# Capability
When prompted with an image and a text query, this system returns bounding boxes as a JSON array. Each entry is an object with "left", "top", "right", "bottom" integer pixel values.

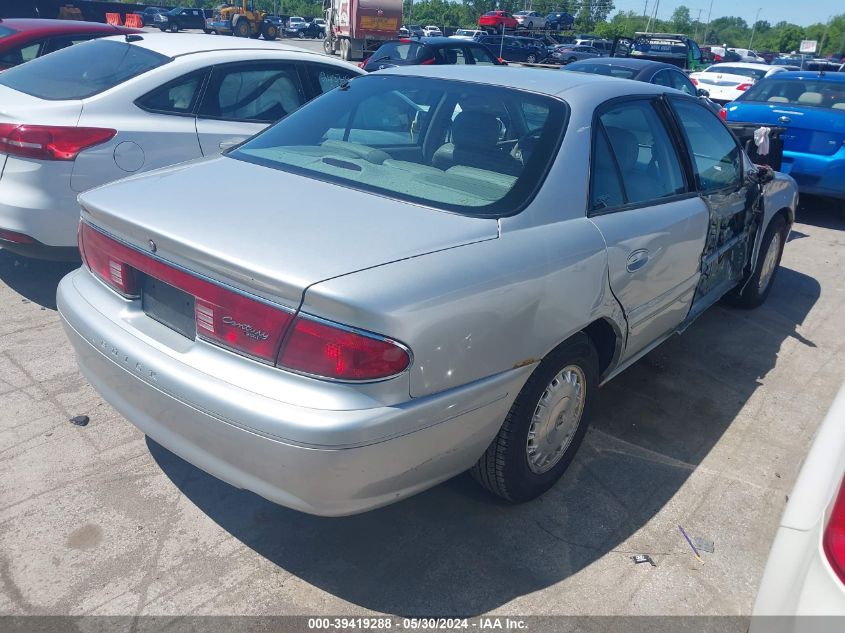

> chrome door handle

[
  {"left": 219, "top": 139, "right": 245, "bottom": 150},
  {"left": 778, "top": 116, "right": 791, "bottom": 124},
  {"left": 626, "top": 249, "right": 650, "bottom": 272}
]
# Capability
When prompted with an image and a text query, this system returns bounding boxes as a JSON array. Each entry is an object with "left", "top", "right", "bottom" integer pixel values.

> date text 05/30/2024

[{"left": 307, "top": 618, "right": 528, "bottom": 630}]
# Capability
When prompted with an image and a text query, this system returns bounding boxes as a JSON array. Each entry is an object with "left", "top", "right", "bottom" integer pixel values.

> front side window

[
  {"left": 597, "top": 99, "right": 687, "bottom": 206},
  {"left": 230, "top": 76, "right": 568, "bottom": 216},
  {"left": 440, "top": 47, "right": 468, "bottom": 64},
  {"left": 468, "top": 45, "right": 497, "bottom": 65},
  {"left": 670, "top": 98, "right": 741, "bottom": 192},
  {"left": 0, "top": 40, "right": 169, "bottom": 99},
  {"left": 199, "top": 62, "right": 305, "bottom": 123},
  {"left": 0, "top": 41, "right": 41, "bottom": 67}
]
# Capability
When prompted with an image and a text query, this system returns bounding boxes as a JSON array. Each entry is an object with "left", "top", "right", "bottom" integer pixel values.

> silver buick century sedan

[{"left": 58, "top": 66, "right": 797, "bottom": 516}]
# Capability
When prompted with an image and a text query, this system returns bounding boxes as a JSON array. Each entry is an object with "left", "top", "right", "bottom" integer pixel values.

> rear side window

[
  {"left": 199, "top": 62, "right": 306, "bottom": 123},
  {"left": 469, "top": 45, "right": 497, "bottom": 65},
  {"left": 0, "top": 40, "right": 169, "bottom": 100},
  {"left": 0, "top": 42, "right": 41, "bottom": 67},
  {"left": 137, "top": 70, "right": 207, "bottom": 115},
  {"left": 0, "top": 25, "right": 16, "bottom": 38},
  {"left": 305, "top": 63, "right": 359, "bottom": 94}
]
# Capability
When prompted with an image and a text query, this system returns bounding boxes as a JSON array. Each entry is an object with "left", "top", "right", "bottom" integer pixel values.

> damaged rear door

[{"left": 667, "top": 97, "right": 760, "bottom": 325}]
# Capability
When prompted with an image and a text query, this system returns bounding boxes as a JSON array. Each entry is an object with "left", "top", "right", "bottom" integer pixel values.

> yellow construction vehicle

[{"left": 206, "top": 1, "right": 278, "bottom": 40}]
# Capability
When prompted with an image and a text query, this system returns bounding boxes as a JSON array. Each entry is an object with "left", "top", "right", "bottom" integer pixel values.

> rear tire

[
  {"left": 729, "top": 214, "right": 787, "bottom": 309},
  {"left": 471, "top": 334, "right": 598, "bottom": 502},
  {"left": 324, "top": 37, "right": 336, "bottom": 55},
  {"left": 234, "top": 18, "right": 250, "bottom": 38},
  {"left": 526, "top": 53, "right": 537, "bottom": 63},
  {"left": 298, "top": 30, "right": 306, "bottom": 38},
  {"left": 262, "top": 24, "right": 278, "bottom": 40},
  {"left": 169, "top": 23, "right": 178, "bottom": 33}
]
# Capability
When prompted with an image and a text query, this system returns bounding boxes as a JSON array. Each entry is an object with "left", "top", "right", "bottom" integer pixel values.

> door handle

[
  {"left": 626, "top": 249, "right": 650, "bottom": 272},
  {"left": 219, "top": 139, "right": 245, "bottom": 150}
]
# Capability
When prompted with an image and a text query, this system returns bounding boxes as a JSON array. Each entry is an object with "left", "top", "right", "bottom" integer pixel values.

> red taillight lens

[
  {"left": 79, "top": 223, "right": 293, "bottom": 363},
  {"left": 719, "top": 107, "right": 727, "bottom": 121},
  {"left": 277, "top": 316, "right": 410, "bottom": 381},
  {"left": 736, "top": 83, "right": 753, "bottom": 91},
  {"left": 823, "top": 479, "right": 845, "bottom": 584},
  {"left": 0, "top": 123, "right": 116, "bottom": 161},
  {"left": 690, "top": 77, "right": 699, "bottom": 86},
  {"left": 358, "top": 60, "right": 366, "bottom": 68}
]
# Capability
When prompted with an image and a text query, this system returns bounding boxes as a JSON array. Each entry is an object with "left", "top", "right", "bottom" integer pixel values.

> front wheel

[
  {"left": 728, "top": 214, "right": 787, "bottom": 309},
  {"left": 526, "top": 53, "right": 537, "bottom": 63},
  {"left": 297, "top": 30, "right": 306, "bottom": 38},
  {"left": 262, "top": 24, "right": 278, "bottom": 40},
  {"left": 324, "top": 37, "right": 336, "bottom": 55},
  {"left": 169, "top": 23, "right": 178, "bottom": 33},
  {"left": 234, "top": 19, "right": 250, "bottom": 37},
  {"left": 471, "top": 334, "right": 598, "bottom": 502}
]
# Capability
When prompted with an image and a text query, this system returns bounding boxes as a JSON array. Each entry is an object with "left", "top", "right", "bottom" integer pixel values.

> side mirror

[
  {"left": 697, "top": 88, "right": 710, "bottom": 98},
  {"left": 756, "top": 165, "right": 775, "bottom": 184}
]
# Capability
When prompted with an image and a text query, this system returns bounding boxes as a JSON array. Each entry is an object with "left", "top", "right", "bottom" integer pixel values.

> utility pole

[
  {"left": 703, "top": 0, "right": 713, "bottom": 45},
  {"left": 642, "top": 0, "right": 648, "bottom": 25},
  {"left": 820, "top": 15, "right": 833, "bottom": 55},
  {"left": 693, "top": 8, "right": 702, "bottom": 41},
  {"left": 748, "top": 7, "right": 761, "bottom": 49},
  {"left": 645, "top": 0, "right": 659, "bottom": 34}
]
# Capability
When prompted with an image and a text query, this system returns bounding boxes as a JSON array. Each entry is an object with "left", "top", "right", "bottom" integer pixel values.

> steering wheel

[{"left": 512, "top": 130, "right": 542, "bottom": 165}]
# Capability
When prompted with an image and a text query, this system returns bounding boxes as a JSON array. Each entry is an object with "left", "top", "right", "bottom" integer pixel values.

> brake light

[
  {"left": 358, "top": 60, "right": 366, "bottom": 68},
  {"left": 277, "top": 316, "right": 410, "bottom": 381},
  {"left": 719, "top": 107, "right": 727, "bottom": 121},
  {"left": 690, "top": 77, "right": 699, "bottom": 86},
  {"left": 0, "top": 124, "right": 116, "bottom": 161},
  {"left": 736, "top": 83, "right": 753, "bottom": 91},
  {"left": 823, "top": 479, "right": 845, "bottom": 584},
  {"left": 79, "top": 223, "right": 293, "bottom": 363}
]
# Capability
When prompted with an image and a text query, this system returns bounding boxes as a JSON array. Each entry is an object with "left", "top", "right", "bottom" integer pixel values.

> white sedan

[
  {"left": 690, "top": 62, "right": 785, "bottom": 104},
  {"left": 422, "top": 25, "right": 443, "bottom": 36},
  {"left": 752, "top": 384, "right": 845, "bottom": 620},
  {"left": 450, "top": 29, "right": 483, "bottom": 40},
  {"left": 0, "top": 33, "right": 361, "bottom": 260}
]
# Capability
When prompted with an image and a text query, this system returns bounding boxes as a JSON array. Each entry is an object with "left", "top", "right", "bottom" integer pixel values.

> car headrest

[
  {"left": 452, "top": 111, "right": 501, "bottom": 149},
  {"left": 604, "top": 126, "right": 638, "bottom": 171},
  {"left": 797, "top": 91, "right": 823, "bottom": 106},
  {"left": 832, "top": 102, "right": 845, "bottom": 110},
  {"left": 767, "top": 96, "right": 789, "bottom": 103}
]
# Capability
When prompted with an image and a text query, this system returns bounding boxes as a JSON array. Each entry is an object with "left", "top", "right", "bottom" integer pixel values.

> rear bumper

[
  {"left": 780, "top": 147, "right": 845, "bottom": 200},
  {"left": 57, "top": 268, "right": 525, "bottom": 516}
]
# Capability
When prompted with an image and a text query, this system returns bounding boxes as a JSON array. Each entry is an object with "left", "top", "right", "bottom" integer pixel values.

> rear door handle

[
  {"left": 626, "top": 249, "right": 650, "bottom": 272},
  {"left": 219, "top": 139, "right": 245, "bottom": 150}
]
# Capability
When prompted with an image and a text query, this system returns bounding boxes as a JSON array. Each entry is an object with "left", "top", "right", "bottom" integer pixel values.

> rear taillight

[
  {"left": 823, "top": 479, "right": 845, "bottom": 584},
  {"left": 277, "top": 316, "right": 410, "bottom": 381},
  {"left": 79, "top": 223, "right": 293, "bottom": 363},
  {"left": 358, "top": 60, "right": 366, "bottom": 68},
  {"left": 736, "top": 83, "right": 753, "bottom": 91},
  {"left": 719, "top": 107, "right": 727, "bottom": 121},
  {"left": 0, "top": 123, "right": 116, "bottom": 161},
  {"left": 690, "top": 77, "right": 699, "bottom": 86}
]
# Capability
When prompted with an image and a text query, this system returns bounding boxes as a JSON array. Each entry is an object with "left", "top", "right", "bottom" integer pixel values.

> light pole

[
  {"left": 748, "top": 7, "right": 761, "bottom": 49},
  {"left": 703, "top": 0, "right": 713, "bottom": 44}
]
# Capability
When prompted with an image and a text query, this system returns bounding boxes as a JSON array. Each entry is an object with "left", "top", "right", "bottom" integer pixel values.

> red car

[
  {"left": 478, "top": 11, "right": 518, "bottom": 31},
  {"left": 0, "top": 18, "right": 141, "bottom": 71}
]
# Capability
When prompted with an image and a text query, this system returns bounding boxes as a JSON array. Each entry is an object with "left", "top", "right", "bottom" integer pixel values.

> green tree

[{"left": 670, "top": 5, "right": 691, "bottom": 34}]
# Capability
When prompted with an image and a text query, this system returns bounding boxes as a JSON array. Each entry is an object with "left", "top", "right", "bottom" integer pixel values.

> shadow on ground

[
  {"left": 0, "top": 250, "right": 78, "bottom": 310},
  {"left": 146, "top": 261, "right": 821, "bottom": 616}
]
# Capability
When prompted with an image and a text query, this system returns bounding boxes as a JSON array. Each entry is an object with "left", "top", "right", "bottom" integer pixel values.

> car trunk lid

[
  {"left": 78, "top": 155, "right": 500, "bottom": 309},
  {"left": 726, "top": 101, "right": 845, "bottom": 156}
]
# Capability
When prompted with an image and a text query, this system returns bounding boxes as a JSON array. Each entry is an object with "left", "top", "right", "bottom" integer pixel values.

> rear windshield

[
  {"left": 231, "top": 75, "right": 568, "bottom": 217},
  {"left": 368, "top": 41, "right": 426, "bottom": 63},
  {"left": 706, "top": 65, "right": 767, "bottom": 80},
  {"left": 0, "top": 40, "right": 170, "bottom": 100},
  {"left": 567, "top": 63, "right": 637, "bottom": 79},
  {"left": 739, "top": 78, "right": 845, "bottom": 109},
  {"left": 0, "top": 25, "right": 16, "bottom": 38}
]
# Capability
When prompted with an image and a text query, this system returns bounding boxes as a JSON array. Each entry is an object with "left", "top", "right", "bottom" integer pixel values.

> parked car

[
  {"left": 450, "top": 29, "right": 483, "bottom": 40},
  {"left": 311, "top": 17, "right": 327, "bottom": 30},
  {"left": 154, "top": 7, "right": 209, "bottom": 33},
  {"left": 621, "top": 32, "right": 706, "bottom": 70},
  {"left": 690, "top": 62, "right": 785, "bottom": 104},
  {"left": 701, "top": 45, "right": 741, "bottom": 63},
  {"left": 728, "top": 47, "right": 764, "bottom": 63},
  {"left": 57, "top": 66, "right": 796, "bottom": 517},
  {"left": 422, "top": 25, "right": 442, "bottom": 37},
  {"left": 478, "top": 11, "right": 517, "bottom": 32},
  {"left": 0, "top": 33, "right": 362, "bottom": 259},
  {"left": 513, "top": 11, "right": 543, "bottom": 29},
  {"left": 544, "top": 12, "right": 574, "bottom": 30},
  {"left": 752, "top": 384, "right": 845, "bottom": 621},
  {"left": 0, "top": 18, "right": 140, "bottom": 71},
  {"left": 724, "top": 71, "right": 845, "bottom": 207},
  {"left": 287, "top": 16, "right": 307, "bottom": 29},
  {"left": 405, "top": 24, "right": 424, "bottom": 37},
  {"left": 546, "top": 44, "right": 601, "bottom": 64},
  {"left": 564, "top": 58, "right": 699, "bottom": 96},
  {"left": 361, "top": 37, "right": 502, "bottom": 71},
  {"left": 476, "top": 34, "right": 548, "bottom": 63},
  {"left": 134, "top": 7, "right": 168, "bottom": 26},
  {"left": 285, "top": 21, "right": 324, "bottom": 39}
]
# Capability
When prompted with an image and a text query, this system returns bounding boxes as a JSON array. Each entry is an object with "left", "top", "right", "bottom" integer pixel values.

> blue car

[{"left": 724, "top": 71, "right": 845, "bottom": 206}]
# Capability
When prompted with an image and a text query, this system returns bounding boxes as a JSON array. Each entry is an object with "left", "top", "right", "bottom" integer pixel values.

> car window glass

[
  {"left": 0, "top": 40, "right": 169, "bottom": 99},
  {"left": 42, "top": 35, "right": 95, "bottom": 55},
  {"left": 469, "top": 45, "right": 497, "bottom": 65},
  {"left": 668, "top": 71, "right": 695, "bottom": 95},
  {"left": 0, "top": 41, "right": 41, "bottom": 67},
  {"left": 336, "top": 88, "right": 436, "bottom": 146},
  {"left": 599, "top": 99, "right": 686, "bottom": 205},
  {"left": 200, "top": 63, "right": 305, "bottom": 123},
  {"left": 590, "top": 125, "right": 626, "bottom": 211},
  {"left": 671, "top": 98, "right": 741, "bottom": 191},
  {"left": 651, "top": 69, "right": 674, "bottom": 88},
  {"left": 739, "top": 78, "right": 845, "bottom": 109},
  {"left": 307, "top": 64, "right": 358, "bottom": 93},
  {"left": 137, "top": 70, "right": 206, "bottom": 114},
  {"left": 442, "top": 47, "right": 467, "bottom": 64}
]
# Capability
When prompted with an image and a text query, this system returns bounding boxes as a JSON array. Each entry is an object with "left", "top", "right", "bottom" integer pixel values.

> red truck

[{"left": 323, "top": 0, "right": 403, "bottom": 61}]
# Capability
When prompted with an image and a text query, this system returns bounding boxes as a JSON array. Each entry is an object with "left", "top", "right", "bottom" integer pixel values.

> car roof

[
  {"left": 377, "top": 64, "right": 672, "bottom": 99},
  {"left": 98, "top": 32, "right": 317, "bottom": 58},
  {"left": 0, "top": 18, "right": 134, "bottom": 36},
  {"left": 773, "top": 71, "right": 845, "bottom": 82},
  {"left": 568, "top": 57, "right": 679, "bottom": 70},
  {"left": 704, "top": 61, "right": 771, "bottom": 69}
]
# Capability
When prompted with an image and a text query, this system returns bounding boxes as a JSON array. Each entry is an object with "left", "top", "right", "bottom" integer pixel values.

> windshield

[
  {"left": 705, "top": 65, "right": 767, "bottom": 80},
  {"left": 230, "top": 76, "right": 568, "bottom": 216},
  {"left": 0, "top": 40, "right": 170, "bottom": 100},
  {"left": 739, "top": 78, "right": 845, "bottom": 109},
  {"left": 0, "top": 25, "right": 17, "bottom": 38}
]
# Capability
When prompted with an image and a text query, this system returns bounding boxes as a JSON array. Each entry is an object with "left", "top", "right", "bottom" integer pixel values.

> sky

[{"left": 609, "top": 0, "right": 838, "bottom": 28}]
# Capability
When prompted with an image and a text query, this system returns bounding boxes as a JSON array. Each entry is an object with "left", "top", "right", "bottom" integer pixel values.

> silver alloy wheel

[
  {"left": 758, "top": 230, "right": 782, "bottom": 292},
  {"left": 526, "top": 365, "right": 586, "bottom": 474}
]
